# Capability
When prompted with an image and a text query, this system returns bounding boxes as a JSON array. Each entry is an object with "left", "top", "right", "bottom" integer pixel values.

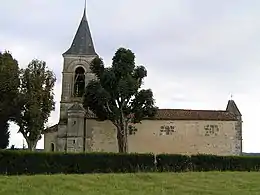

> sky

[{"left": 0, "top": 0, "right": 260, "bottom": 152}]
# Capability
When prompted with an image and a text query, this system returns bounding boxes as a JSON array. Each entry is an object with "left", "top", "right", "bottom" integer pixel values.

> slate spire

[
  {"left": 63, "top": 1, "right": 96, "bottom": 56},
  {"left": 226, "top": 99, "right": 242, "bottom": 116}
]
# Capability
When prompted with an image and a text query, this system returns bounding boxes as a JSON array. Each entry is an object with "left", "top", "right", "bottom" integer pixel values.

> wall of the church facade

[
  {"left": 86, "top": 119, "right": 241, "bottom": 155},
  {"left": 44, "top": 131, "right": 57, "bottom": 152},
  {"left": 44, "top": 119, "right": 241, "bottom": 156}
]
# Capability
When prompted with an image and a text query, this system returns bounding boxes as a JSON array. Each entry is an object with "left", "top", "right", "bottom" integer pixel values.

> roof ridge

[{"left": 158, "top": 108, "right": 227, "bottom": 112}]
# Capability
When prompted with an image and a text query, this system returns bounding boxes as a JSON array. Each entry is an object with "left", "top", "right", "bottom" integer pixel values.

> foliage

[
  {"left": 2, "top": 150, "right": 260, "bottom": 175},
  {"left": 0, "top": 121, "right": 10, "bottom": 149},
  {"left": 156, "top": 154, "right": 192, "bottom": 172},
  {"left": 0, "top": 51, "right": 20, "bottom": 149},
  {"left": 156, "top": 154, "right": 260, "bottom": 172},
  {"left": 83, "top": 48, "right": 158, "bottom": 153},
  {"left": 16, "top": 59, "right": 56, "bottom": 151},
  {"left": 189, "top": 154, "right": 260, "bottom": 171},
  {"left": 0, "top": 150, "right": 155, "bottom": 175}
]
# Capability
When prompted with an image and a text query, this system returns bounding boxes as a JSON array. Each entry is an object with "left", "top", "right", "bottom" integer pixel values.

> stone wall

[
  {"left": 60, "top": 56, "right": 96, "bottom": 122},
  {"left": 44, "top": 131, "right": 57, "bottom": 151},
  {"left": 85, "top": 119, "right": 240, "bottom": 155},
  {"left": 44, "top": 119, "right": 240, "bottom": 156}
]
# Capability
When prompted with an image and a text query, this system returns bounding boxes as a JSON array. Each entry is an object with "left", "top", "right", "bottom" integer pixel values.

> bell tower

[{"left": 57, "top": 2, "right": 98, "bottom": 152}]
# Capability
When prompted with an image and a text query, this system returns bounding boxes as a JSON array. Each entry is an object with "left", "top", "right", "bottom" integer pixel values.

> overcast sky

[{"left": 1, "top": 0, "right": 260, "bottom": 152}]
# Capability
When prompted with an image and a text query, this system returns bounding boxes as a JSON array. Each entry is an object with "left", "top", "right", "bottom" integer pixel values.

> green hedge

[
  {"left": 156, "top": 154, "right": 191, "bottom": 172},
  {"left": 157, "top": 154, "right": 260, "bottom": 172},
  {"left": 2, "top": 151, "right": 260, "bottom": 175},
  {"left": 190, "top": 154, "right": 260, "bottom": 171},
  {"left": 0, "top": 150, "right": 155, "bottom": 175}
]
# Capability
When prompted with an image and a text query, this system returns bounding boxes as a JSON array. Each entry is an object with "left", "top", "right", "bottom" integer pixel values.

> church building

[{"left": 43, "top": 5, "right": 243, "bottom": 156}]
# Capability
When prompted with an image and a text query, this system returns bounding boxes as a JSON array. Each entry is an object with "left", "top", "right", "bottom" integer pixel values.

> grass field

[{"left": 0, "top": 172, "right": 260, "bottom": 195}]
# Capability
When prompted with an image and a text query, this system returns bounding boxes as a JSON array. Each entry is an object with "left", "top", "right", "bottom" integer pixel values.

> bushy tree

[
  {"left": 0, "top": 122, "right": 10, "bottom": 149},
  {"left": 83, "top": 48, "right": 158, "bottom": 153},
  {"left": 16, "top": 59, "right": 56, "bottom": 151},
  {"left": 0, "top": 51, "right": 20, "bottom": 149}
]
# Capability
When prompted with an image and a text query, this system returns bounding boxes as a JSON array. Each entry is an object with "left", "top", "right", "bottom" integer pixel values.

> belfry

[{"left": 56, "top": 2, "right": 97, "bottom": 152}]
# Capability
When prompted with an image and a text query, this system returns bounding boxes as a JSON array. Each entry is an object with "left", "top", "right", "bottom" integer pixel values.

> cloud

[{"left": 1, "top": 0, "right": 260, "bottom": 152}]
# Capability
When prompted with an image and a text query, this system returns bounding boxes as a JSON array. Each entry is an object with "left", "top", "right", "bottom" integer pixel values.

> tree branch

[{"left": 106, "top": 102, "right": 113, "bottom": 113}]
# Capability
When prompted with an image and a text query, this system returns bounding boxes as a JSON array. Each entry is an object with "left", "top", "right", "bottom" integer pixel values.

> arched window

[
  {"left": 51, "top": 143, "right": 55, "bottom": 152},
  {"left": 74, "top": 67, "right": 85, "bottom": 97}
]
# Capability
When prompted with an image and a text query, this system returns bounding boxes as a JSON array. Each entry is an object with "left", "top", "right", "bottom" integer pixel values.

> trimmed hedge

[
  {"left": 157, "top": 154, "right": 260, "bottom": 172},
  {"left": 156, "top": 154, "right": 191, "bottom": 172},
  {"left": 190, "top": 154, "right": 260, "bottom": 171},
  {"left": 2, "top": 150, "right": 260, "bottom": 175},
  {"left": 0, "top": 150, "right": 155, "bottom": 175}
]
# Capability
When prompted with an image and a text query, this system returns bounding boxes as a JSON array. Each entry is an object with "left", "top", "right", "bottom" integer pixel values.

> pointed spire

[
  {"left": 63, "top": 0, "right": 96, "bottom": 56},
  {"left": 83, "top": 0, "right": 86, "bottom": 18},
  {"left": 226, "top": 98, "right": 242, "bottom": 117}
]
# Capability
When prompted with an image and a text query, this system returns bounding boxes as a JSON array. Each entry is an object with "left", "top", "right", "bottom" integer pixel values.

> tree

[
  {"left": 0, "top": 51, "right": 20, "bottom": 149},
  {"left": 83, "top": 48, "right": 158, "bottom": 153},
  {"left": 0, "top": 122, "right": 10, "bottom": 149},
  {"left": 16, "top": 59, "right": 56, "bottom": 151}
]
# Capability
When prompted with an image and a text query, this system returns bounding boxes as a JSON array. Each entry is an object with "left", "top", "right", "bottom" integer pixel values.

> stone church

[{"left": 44, "top": 5, "right": 243, "bottom": 156}]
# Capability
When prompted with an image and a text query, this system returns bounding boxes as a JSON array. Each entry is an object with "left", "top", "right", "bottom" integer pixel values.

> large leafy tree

[
  {"left": 83, "top": 48, "right": 158, "bottom": 153},
  {"left": 0, "top": 121, "right": 10, "bottom": 149},
  {"left": 0, "top": 51, "right": 20, "bottom": 149},
  {"left": 16, "top": 59, "right": 56, "bottom": 151}
]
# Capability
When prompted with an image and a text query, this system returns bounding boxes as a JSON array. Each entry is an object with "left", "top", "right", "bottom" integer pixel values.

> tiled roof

[
  {"left": 44, "top": 109, "right": 237, "bottom": 133},
  {"left": 44, "top": 124, "right": 58, "bottom": 133},
  {"left": 85, "top": 109, "right": 237, "bottom": 121},
  {"left": 150, "top": 109, "right": 237, "bottom": 121}
]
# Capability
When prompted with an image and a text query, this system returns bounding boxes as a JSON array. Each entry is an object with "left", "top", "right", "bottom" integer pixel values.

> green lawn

[{"left": 0, "top": 172, "right": 260, "bottom": 195}]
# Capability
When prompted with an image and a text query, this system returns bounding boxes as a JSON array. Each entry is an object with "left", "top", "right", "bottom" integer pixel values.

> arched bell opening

[{"left": 74, "top": 67, "right": 85, "bottom": 97}]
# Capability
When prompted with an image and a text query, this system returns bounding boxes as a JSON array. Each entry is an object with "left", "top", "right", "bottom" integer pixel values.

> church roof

[
  {"left": 226, "top": 100, "right": 241, "bottom": 116},
  {"left": 63, "top": 7, "right": 96, "bottom": 56},
  {"left": 153, "top": 109, "right": 237, "bottom": 121},
  {"left": 44, "top": 124, "right": 58, "bottom": 133},
  {"left": 44, "top": 109, "right": 238, "bottom": 133},
  {"left": 85, "top": 109, "right": 237, "bottom": 121}
]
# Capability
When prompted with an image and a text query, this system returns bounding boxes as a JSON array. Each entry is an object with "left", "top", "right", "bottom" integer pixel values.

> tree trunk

[
  {"left": 26, "top": 140, "right": 37, "bottom": 151},
  {"left": 116, "top": 124, "right": 128, "bottom": 153}
]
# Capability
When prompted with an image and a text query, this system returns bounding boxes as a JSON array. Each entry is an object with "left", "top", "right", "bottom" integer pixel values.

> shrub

[
  {"left": 190, "top": 154, "right": 228, "bottom": 171},
  {"left": 0, "top": 150, "right": 155, "bottom": 175},
  {"left": 191, "top": 155, "right": 260, "bottom": 172},
  {"left": 156, "top": 154, "right": 191, "bottom": 172},
  {"left": 2, "top": 150, "right": 260, "bottom": 175},
  {"left": 156, "top": 154, "right": 260, "bottom": 172}
]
